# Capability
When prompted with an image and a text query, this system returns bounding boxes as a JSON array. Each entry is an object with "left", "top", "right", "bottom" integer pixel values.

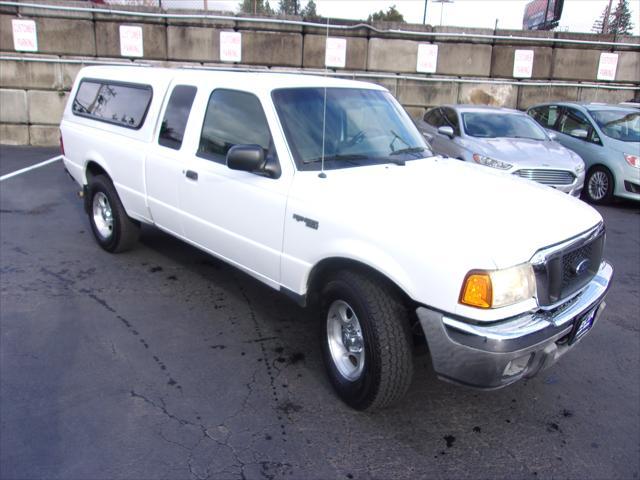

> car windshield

[
  {"left": 271, "top": 88, "right": 431, "bottom": 170},
  {"left": 462, "top": 112, "right": 548, "bottom": 140},
  {"left": 588, "top": 109, "right": 640, "bottom": 143}
]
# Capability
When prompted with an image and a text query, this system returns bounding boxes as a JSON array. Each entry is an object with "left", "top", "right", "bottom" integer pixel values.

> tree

[
  {"left": 591, "top": 5, "right": 609, "bottom": 34},
  {"left": 367, "top": 4, "right": 405, "bottom": 23},
  {"left": 278, "top": 0, "right": 300, "bottom": 15},
  {"left": 609, "top": 0, "right": 634, "bottom": 35},
  {"left": 301, "top": 0, "right": 318, "bottom": 20},
  {"left": 238, "top": 0, "right": 274, "bottom": 15},
  {"left": 591, "top": 0, "right": 633, "bottom": 34}
]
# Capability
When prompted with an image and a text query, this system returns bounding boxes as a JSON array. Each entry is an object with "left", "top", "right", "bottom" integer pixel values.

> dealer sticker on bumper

[{"left": 570, "top": 306, "right": 598, "bottom": 345}]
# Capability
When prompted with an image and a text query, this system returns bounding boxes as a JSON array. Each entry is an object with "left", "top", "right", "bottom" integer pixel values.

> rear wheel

[
  {"left": 87, "top": 175, "right": 140, "bottom": 253},
  {"left": 584, "top": 166, "right": 614, "bottom": 204},
  {"left": 320, "top": 270, "right": 413, "bottom": 411}
]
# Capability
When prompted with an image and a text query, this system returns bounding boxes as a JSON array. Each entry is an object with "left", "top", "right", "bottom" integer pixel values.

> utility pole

[
  {"left": 423, "top": 0, "right": 428, "bottom": 25},
  {"left": 602, "top": 0, "right": 614, "bottom": 34},
  {"left": 433, "top": 0, "right": 453, "bottom": 27}
]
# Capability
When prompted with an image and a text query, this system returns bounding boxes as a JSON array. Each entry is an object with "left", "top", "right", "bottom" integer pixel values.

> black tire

[
  {"left": 320, "top": 270, "right": 413, "bottom": 411},
  {"left": 87, "top": 175, "right": 140, "bottom": 253},
  {"left": 584, "top": 166, "right": 614, "bottom": 205}
]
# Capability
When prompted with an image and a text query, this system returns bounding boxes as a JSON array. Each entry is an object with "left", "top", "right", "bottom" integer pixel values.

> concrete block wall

[{"left": 0, "top": 1, "right": 638, "bottom": 145}]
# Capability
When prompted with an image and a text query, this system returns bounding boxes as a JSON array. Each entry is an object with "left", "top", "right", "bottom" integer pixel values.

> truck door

[
  {"left": 145, "top": 84, "right": 198, "bottom": 237},
  {"left": 178, "top": 88, "right": 289, "bottom": 286}
]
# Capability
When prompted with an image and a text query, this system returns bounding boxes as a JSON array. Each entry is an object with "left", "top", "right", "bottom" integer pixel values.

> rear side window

[
  {"left": 158, "top": 85, "right": 197, "bottom": 150},
  {"left": 198, "top": 89, "right": 272, "bottom": 164},
  {"left": 529, "top": 105, "right": 559, "bottom": 129},
  {"left": 424, "top": 108, "right": 444, "bottom": 127},
  {"left": 72, "top": 79, "right": 152, "bottom": 129}
]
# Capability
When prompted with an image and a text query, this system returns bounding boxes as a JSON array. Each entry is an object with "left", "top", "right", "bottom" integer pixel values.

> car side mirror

[
  {"left": 227, "top": 144, "right": 265, "bottom": 173},
  {"left": 547, "top": 130, "right": 558, "bottom": 140},
  {"left": 438, "top": 126, "right": 455, "bottom": 138},
  {"left": 570, "top": 129, "right": 588, "bottom": 139}
]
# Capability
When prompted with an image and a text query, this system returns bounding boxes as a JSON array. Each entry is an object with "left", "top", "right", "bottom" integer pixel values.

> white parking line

[{"left": 0, "top": 156, "right": 63, "bottom": 182}]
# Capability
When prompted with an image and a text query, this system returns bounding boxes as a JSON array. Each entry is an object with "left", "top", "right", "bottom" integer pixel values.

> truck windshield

[
  {"left": 462, "top": 112, "right": 548, "bottom": 140},
  {"left": 588, "top": 109, "right": 640, "bottom": 143},
  {"left": 272, "top": 88, "right": 431, "bottom": 171}
]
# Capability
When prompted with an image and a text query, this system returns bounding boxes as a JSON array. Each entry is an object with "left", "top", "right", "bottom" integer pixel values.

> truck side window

[
  {"left": 198, "top": 89, "right": 273, "bottom": 164},
  {"left": 72, "top": 79, "right": 152, "bottom": 129},
  {"left": 158, "top": 85, "right": 197, "bottom": 150}
]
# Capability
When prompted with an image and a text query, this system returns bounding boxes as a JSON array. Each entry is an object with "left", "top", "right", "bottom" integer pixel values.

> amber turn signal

[{"left": 459, "top": 272, "right": 492, "bottom": 309}]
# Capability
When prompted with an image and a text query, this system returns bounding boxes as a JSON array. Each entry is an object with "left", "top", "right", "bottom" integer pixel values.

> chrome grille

[
  {"left": 531, "top": 224, "right": 605, "bottom": 306},
  {"left": 514, "top": 169, "right": 575, "bottom": 185}
]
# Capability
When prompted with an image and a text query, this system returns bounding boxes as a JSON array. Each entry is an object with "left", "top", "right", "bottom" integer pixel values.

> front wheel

[
  {"left": 584, "top": 166, "right": 614, "bottom": 204},
  {"left": 87, "top": 175, "right": 140, "bottom": 253},
  {"left": 320, "top": 270, "right": 414, "bottom": 411}
]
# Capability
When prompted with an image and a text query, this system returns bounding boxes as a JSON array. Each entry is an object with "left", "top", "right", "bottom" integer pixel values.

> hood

[
  {"left": 466, "top": 137, "right": 583, "bottom": 171},
  {"left": 291, "top": 156, "right": 601, "bottom": 270}
]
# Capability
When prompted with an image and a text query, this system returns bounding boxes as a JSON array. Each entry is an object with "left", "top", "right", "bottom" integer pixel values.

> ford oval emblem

[{"left": 573, "top": 258, "right": 591, "bottom": 276}]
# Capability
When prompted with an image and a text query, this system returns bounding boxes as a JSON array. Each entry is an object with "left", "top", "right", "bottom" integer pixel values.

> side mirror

[
  {"left": 547, "top": 130, "right": 558, "bottom": 140},
  {"left": 227, "top": 144, "right": 264, "bottom": 173},
  {"left": 438, "top": 125, "right": 455, "bottom": 138},
  {"left": 570, "top": 128, "right": 588, "bottom": 139}
]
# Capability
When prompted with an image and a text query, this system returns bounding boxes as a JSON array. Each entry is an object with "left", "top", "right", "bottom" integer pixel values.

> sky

[{"left": 161, "top": 0, "right": 639, "bottom": 35}]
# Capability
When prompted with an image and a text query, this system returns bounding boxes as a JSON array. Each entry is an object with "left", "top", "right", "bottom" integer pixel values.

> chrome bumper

[{"left": 417, "top": 261, "right": 613, "bottom": 389}]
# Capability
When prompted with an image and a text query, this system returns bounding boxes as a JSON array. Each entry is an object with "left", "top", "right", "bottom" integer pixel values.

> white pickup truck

[{"left": 61, "top": 66, "right": 613, "bottom": 410}]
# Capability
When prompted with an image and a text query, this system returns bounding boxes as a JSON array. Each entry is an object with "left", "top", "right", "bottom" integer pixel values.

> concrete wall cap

[{"left": 19, "top": 0, "right": 93, "bottom": 20}]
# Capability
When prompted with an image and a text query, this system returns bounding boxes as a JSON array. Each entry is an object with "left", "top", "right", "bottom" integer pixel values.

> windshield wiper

[
  {"left": 389, "top": 146, "right": 428, "bottom": 156},
  {"left": 303, "top": 154, "right": 369, "bottom": 165},
  {"left": 507, "top": 135, "right": 544, "bottom": 141}
]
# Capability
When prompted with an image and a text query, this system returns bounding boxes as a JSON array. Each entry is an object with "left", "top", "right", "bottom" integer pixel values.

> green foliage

[
  {"left": 278, "top": 0, "right": 301, "bottom": 15},
  {"left": 591, "top": 0, "right": 634, "bottom": 35},
  {"left": 301, "top": 0, "right": 319, "bottom": 20},
  {"left": 609, "top": 0, "right": 634, "bottom": 35},
  {"left": 238, "top": 0, "right": 274, "bottom": 15},
  {"left": 367, "top": 4, "right": 405, "bottom": 23}
]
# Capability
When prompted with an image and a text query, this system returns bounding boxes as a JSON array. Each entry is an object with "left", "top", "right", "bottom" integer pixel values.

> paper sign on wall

[
  {"left": 220, "top": 32, "right": 242, "bottom": 62},
  {"left": 513, "top": 49, "right": 534, "bottom": 78},
  {"left": 12, "top": 19, "right": 38, "bottom": 52},
  {"left": 325, "top": 37, "right": 347, "bottom": 68},
  {"left": 597, "top": 52, "right": 618, "bottom": 81},
  {"left": 416, "top": 44, "right": 438, "bottom": 73},
  {"left": 120, "top": 25, "right": 143, "bottom": 57}
]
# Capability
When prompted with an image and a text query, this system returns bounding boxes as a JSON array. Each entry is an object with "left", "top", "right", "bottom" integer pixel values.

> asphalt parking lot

[{"left": 1, "top": 145, "right": 638, "bottom": 480}]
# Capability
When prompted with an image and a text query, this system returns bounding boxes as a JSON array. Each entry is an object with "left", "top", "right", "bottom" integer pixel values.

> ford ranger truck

[{"left": 60, "top": 66, "right": 613, "bottom": 410}]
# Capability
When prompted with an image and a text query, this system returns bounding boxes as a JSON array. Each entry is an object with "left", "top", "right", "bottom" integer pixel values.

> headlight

[
  {"left": 575, "top": 161, "right": 585, "bottom": 173},
  {"left": 624, "top": 153, "right": 640, "bottom": 169},
  {"left": 459, "top": 263, "right": 536, "bottom": 309},
  {"left": 472, "top": 153, "right": 512, "bottom": 170}
]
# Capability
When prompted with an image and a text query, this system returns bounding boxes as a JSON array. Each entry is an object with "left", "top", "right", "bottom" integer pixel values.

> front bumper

[{"left": 417, "top": 261, "right": 613, "bottom": 389}]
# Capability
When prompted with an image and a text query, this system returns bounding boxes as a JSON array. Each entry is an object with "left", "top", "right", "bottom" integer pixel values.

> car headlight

[
  {"left": 575, "top": 161, "right": 585, "bottom": 173},
  {"left": 459, "top": 263, "right": 536, "bottom": 309},
  {"left": 472, "top": 153, "right": 512, "bottom": 170},
  {"left": 624, "top": 153, "right": 640, "bottom": 169}
]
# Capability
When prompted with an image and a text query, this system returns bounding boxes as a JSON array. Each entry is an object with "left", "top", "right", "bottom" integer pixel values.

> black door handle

[{"left": 185, "top": 170, "right": 198, "bottom": 181}]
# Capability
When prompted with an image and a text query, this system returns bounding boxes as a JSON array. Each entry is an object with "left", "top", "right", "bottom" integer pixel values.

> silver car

[
  {"left": 527, "top": 102, "right": 640, "bottom": 204},
  {"left": 415, "top": 105, "right": 585, "bottom": 196}
]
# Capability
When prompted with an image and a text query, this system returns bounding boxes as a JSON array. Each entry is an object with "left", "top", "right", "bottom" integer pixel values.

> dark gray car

[{"left": 415, "top": 105, "right": 585, "bottom": 196}]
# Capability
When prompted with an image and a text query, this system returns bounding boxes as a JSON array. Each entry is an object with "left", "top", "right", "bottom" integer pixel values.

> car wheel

[
  {"left": 584, "top": 166, "right": 614, "bottom": 204},
  {"left": 320, "top": 270, "right": 413, "bottom": 411},
  {"left": 88, "top": 175, "right": 140, "bottom": 253}
]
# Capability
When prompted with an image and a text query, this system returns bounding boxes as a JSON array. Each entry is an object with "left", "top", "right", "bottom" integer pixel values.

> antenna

[{"left": 319, "top": 17, "right": 330, "bottom": 179}]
